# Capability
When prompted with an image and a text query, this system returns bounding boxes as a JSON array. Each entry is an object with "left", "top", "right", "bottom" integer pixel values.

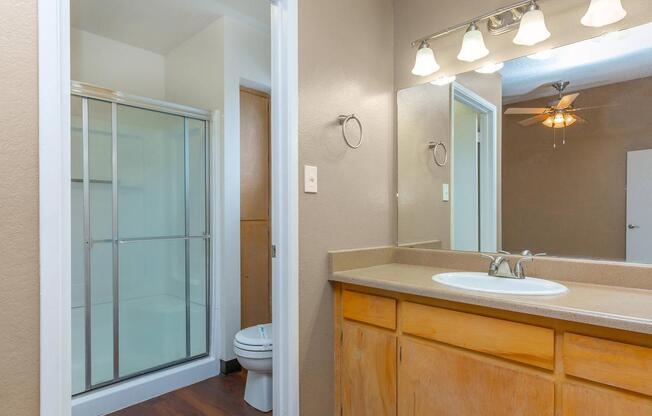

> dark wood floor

[{"left": 110, "top": 372, "right": 271, "bottom": 416}]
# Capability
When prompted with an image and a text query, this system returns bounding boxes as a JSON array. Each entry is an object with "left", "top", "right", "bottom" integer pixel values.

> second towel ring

[
  {"left": 337, "top": 114, "right": 363, "bottom": 149},
  {"left": 428, "top": 140, "right": 448, "bottom": 167}
]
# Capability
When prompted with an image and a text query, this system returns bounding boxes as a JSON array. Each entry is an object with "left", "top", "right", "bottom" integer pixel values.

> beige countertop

[{"left": 331, "top": 262, "right": 652, "bottom": 335}]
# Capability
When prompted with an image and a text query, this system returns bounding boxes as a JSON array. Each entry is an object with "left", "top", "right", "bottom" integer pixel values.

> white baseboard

[{"left": 72, "top": 357, "right": 219, "bottom": 416}]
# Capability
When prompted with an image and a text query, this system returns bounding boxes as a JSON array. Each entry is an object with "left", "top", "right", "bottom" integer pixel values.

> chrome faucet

[{"left": 481, "top": 251, "right": 546, "bottom": 279}]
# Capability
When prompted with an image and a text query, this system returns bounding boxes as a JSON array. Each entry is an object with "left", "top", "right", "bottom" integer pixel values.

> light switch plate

[
  {"left": 442, "top": 183, "right": 449, "bottom": 201},
  {"left": 304, "top": 165, "right": 318, "bottom": 193}
]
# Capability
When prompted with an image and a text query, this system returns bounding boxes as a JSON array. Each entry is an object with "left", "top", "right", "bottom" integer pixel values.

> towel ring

[
  {"left": 337, "top": 114, "right": 363, "bottom": 149},
  {"left": 428, "top": 140, "right": 448, "bottom": 167}
]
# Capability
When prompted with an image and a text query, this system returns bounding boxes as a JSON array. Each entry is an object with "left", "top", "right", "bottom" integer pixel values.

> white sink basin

[{"left": 432, "top": 272, "right": 568, "bottom": 295}]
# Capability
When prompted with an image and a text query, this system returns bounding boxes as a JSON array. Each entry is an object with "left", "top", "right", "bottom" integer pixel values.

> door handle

[{"left": 628, "top": 224, "right": 640, "bottom": 229}]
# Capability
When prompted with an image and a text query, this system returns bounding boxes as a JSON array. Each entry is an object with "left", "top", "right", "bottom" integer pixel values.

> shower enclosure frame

[{"left": 71, "top": 81, "right": 212, "bottom": 393}]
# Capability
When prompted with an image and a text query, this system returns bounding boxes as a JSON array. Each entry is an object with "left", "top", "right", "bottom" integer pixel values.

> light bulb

[
  {"left": 457, "top": 23, "right": 489, "bottom": 62},
  {"left": 543, "top": 112, "right": 576, "bottom": 128},
  {"left": 412, "top": 41, "right": 440, "bottom": 76},
  {"left": 513, "top": 2, "right": 551, "bottom": 46},
  {"left": 430, "top": 75, "right": 456, "bottom": 86},
  {"left": 474, "top": 62, "right": 504, "bottom": 74},
  {"left": 581, "top": 0, "right": 627, "bottom": 28}
]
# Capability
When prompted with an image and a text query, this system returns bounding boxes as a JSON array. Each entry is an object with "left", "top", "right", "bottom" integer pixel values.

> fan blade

[
  {"left": 569, "top": 104, "right": 618, "bottom": 112},
  {"left": 556, "top": 92, "right": 580, "bottom": 109},
  {"left": 574, "top": 115, "right": 588, "bottom": 124},
  {"left": 519, "top": 114, "right": 549, "bottom": 126},
  {"left": 505, "top": 107, "right": 548, "bottom": 115}
]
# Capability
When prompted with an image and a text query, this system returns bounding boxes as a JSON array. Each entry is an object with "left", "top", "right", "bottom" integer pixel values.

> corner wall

[
  {"left": 71, "top": 28, "right": 166, "bottom": 100},
  {"left": 298, "top": 0, "right": 395, "bottom": 414}
]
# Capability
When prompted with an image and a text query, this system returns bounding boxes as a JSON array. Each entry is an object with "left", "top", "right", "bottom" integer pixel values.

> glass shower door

[{"left": 71, "top": 89, "right": 210, "bottom": 394}]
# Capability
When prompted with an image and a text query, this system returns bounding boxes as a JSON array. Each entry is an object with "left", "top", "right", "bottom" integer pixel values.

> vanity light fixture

[
  {"left": 475, "top": 62, "right": 504, "bottom": 74},
  {"left": 409, "top": 0, "right": 553, "bottom": 77},
  {"left": 430, "top": 75, "right": 457, "bottom": 86},
  {"left": 527, "top": 49, "right": 553, "bottom": 60},
  {"left": 581, "top": 0, "right": 627, "bottom": 27},
  {"left": 411, "top": 41, "right": 440, "bottom": 76},
  {"left": 457, "top": 22, "right": 490, "bottom": 62},
  {"left": 513, "top": 1, "right": 551, "bottom": 46}
]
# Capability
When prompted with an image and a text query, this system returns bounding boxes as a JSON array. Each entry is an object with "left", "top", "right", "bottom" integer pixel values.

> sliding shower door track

[{"left": 73, "top": 352, "right": 210, "bottom": 396}]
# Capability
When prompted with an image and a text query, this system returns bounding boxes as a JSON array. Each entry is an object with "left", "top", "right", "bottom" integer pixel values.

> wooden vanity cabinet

[
  {"left": 399, "top": 338, "right": 554, "bottom": 416},
  {"left": 334, "top": 283, "right": 652, "bottom": 416},
  {"left": 338, "top": 290, "right": 398, "bottom": 416},
  {"left": 341, "top": 321, "right": 397, "bottom": 416}
]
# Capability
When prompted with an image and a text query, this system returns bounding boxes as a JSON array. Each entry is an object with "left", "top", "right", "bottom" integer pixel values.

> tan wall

[
  {"left": 502, "top": 76, "right": 652, "bottom": 260},
  {"left": 394, "top": 0, "right": 652, "bottom": 91},
  {"left": 0, "top": 0, "right": 40, "bottom": 414},
  {"left": 298, "top": 0, "right": 396, "bottom": 414}
]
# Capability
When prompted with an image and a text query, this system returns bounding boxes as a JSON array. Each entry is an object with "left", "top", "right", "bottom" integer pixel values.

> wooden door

[
  {"left": 240, "top": 87, "right": 271, "bottom": 328},
  {"left": 399, "top": 338, "right": 554, "bottom": 416},
  {"left": 341, "top": 321, "right": 397, "bottom": 416}
]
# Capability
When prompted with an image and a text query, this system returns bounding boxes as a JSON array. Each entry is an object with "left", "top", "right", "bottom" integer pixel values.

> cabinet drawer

[
  {"left": 342, "top": 290, "right": 396, "bottom": 330},
  {"left": 563, "top": 333, "right": 652, "bottom": 396},
  {"left": 562, "top": 382, "right": 652, "bottom": 416},
  {"left": 401, "top": 302, "right": 554, "bottom": 369}
]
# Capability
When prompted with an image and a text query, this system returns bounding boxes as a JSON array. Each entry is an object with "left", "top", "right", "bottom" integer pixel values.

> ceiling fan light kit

[{"left": 410, "top": 0, "right": 628, "bottom": 77}]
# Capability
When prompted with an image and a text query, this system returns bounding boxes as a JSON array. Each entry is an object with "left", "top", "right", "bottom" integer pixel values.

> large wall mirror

[{"left": 398, "top": 21, "right": 652, "bottom": 264}]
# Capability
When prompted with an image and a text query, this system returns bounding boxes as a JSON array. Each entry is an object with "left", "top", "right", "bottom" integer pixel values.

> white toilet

[{"left": 234, "top": 323, "right": 273, "bottom": 412}]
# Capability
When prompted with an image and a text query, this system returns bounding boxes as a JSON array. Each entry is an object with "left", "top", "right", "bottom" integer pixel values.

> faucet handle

[
  {"left": 480, "top": 254, "right": 502, "bottom": 276},
  {"left": 499, "top": 250, "right": 511, "bottom": 255},
  {"left": 514, "top": 255, "right": 537, "bottom": 278},
  {"left": 520, "top": 250, "right": 547, "bottom": 257},
  {"left": 480, "top": 253, "right": 497, "bottom": 261}
]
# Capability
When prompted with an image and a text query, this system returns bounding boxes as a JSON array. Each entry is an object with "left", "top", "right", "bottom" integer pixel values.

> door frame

[
  {"left": 37, "top": 0, "right": 299, "bottom": 414},
  {"left": 450, "top": 82, "right": 498, "bottom": 253}
]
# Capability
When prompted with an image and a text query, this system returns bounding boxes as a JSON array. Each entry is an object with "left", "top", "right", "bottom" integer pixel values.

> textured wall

[
  {"left": 502, "top": 76, "right": 652, "bottom": 260},
  {"left": 298, "top": 0, "right": 395, "bottom": 414},
  {"left": 0, "top": 0, "right": 40, "bottom": 414}
]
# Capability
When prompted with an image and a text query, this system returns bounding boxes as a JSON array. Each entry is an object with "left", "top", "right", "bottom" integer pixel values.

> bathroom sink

[{"left": 432, "top": 272, "right": 568, "bottom": 295}]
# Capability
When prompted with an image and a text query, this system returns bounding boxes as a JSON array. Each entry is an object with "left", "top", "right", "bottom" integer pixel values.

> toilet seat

[
  {"left": 234, "top": 323, "right": 273, "bottom": 352},
  {"left": 234, "top": 344, "right": 273, "bottom": 359}
]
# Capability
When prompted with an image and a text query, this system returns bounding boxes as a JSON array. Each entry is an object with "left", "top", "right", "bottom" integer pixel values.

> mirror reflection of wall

[{"left": 397, "top": 21, "right": 652, "bottom": 265}]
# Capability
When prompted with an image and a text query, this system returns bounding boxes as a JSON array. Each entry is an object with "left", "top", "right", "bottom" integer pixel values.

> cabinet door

[
  {"left": 563, "top": 382, "right": 652, "bottom": 415},
  {"left": 240, "top": 221, "right": 271, "bottom": 328},
  {"left": 341, "top": 321, "right": 397, "bottom": 416},
  {"left": 399, "top": 338, "right": 554, "bottom": 416},
  {"left": 240, "top": 88, "right": 270, "bottom": 221}
]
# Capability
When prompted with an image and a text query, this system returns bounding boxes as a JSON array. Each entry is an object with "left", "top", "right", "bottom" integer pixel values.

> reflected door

[
  {"left": 452, "top": 99, "right": 480, "bottom": 251},
  {"left": 626, "top": 149, "right": 652, "bottom": 263}
]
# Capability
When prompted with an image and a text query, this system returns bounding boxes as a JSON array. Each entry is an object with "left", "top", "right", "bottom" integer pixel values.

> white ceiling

[
  {"left": 71, "top": 0, "right": 270, "bottom": 54},
  {"left": 500, "top": 22, "right": 652, "bottom": 103}
]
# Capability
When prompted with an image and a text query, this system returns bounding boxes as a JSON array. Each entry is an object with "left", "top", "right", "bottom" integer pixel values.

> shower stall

[{"left": 70, "top": 82, "right": 211, "bottom": 395}]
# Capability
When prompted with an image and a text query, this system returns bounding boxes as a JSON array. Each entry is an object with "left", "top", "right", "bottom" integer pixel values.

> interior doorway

[
  {"left": 240, "top": 87, "right": 272, "bottom": 329},
  {"left": 451, "top": 83, "right": 498, "bottom": 253}
]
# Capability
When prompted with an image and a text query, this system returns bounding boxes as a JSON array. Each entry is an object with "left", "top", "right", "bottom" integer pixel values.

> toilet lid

[{"left": 235, "top": 323, "right": 273, "bottom": 347}]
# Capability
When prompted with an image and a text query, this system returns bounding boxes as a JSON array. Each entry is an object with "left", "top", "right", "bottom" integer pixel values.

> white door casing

[{"left": 626, "top": 149, "right": 652, "bottom": 263}]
